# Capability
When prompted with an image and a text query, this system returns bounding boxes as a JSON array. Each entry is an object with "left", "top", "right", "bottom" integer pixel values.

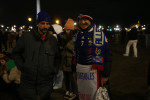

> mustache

[{"left": 40, "top": 28, "right": 48, "bottom": 34}]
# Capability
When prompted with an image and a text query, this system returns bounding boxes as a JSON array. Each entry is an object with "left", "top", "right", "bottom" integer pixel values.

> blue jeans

[{"left": 53, "top": 70, "right": 63, "bottom": 87}]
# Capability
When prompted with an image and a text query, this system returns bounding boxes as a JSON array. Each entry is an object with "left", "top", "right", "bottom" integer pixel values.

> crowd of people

[{"left": 0, "top": 10, "right": 149, "bottom": 100}]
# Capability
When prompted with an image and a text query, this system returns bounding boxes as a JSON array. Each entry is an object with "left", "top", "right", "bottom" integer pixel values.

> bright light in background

[
  {"left": 14, "top": 25, "right": 16, "bottom": 27},
  {"left": 109, "top": 28, "right": 112, "bottom": 31},
  {"left": 29, "top": 26, "right": 33, "bottom": 29},
  {"left": 135, "top": 25, "right": 138, "bottom": 28},
  {"left": 74, "top": 22, "right": 77, "bottom": 25},
  {"left": 142, "top": 27, "right": 146, "bottom": 30},
  {"left": 55, "top": 20, "right": 60, "bottom": 24},
  {"left": 20, "top": 27, "right": 23, "bottom": 30},
  {"left": 1, "top": 25, "right": 4, "bottom": 28},
  {"left": 28, "top": 17, "right": 32, "bottom": 22},
  {"left": 114, "top": 25, "right": 121, "bottom": 31},
  {"left": 11, "top": 26, "right": 16, "bottom": 32},
  {"left": 99, "top": 25, "right": 102, "bottom": 29},
  {"left": 22, "top": 25, "right": 25, "bottom": 28}
]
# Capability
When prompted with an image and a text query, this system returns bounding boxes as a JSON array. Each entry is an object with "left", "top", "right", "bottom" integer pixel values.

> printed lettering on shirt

[
  {"left": 77, "top": 72, "right": 95, "bottom": 80},
  {"left": 95, "top": 38, "right": 102, "bottom": 45},
  {"left": 79, "top": 92, "right": 91, "bottom": 100}
]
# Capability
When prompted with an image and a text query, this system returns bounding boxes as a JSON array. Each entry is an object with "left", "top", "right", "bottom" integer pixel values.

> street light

[
  {"left": 28, "top": 17, "right": 32, "bottom": 22},
  {"left": 55, "top": 20, "right": 60, "bottom": 24}
]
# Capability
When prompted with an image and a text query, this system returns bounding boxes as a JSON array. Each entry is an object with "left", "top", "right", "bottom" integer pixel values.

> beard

[{"left": 40, "top": 28, "right": 48, "bottom": 35}]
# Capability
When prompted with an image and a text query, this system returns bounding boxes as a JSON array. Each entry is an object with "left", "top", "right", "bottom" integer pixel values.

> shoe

[
  {"left": 64, "top": 91, "right": 70, "bottom": 99},
  {"left": 68, "top": 92, "right": 76, "bottom": 100},
  {"left": 53, "top": 86, "right": 62, "bottom": 90},
  {"left": 123, "top": 54, "right": 129, "bottom": 56}
]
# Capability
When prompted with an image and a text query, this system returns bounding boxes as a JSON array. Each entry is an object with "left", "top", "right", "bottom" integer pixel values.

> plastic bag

[{"left": 95, "top": 87, "right": 110, "bottom": 100}]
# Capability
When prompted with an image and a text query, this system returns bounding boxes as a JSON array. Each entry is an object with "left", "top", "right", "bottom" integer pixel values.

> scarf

[{"left": 91, "top": 25, "right": 105, "bottom": 71}]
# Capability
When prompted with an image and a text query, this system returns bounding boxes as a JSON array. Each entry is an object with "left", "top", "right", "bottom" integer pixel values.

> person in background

[
  {"left": 58, "top": 18, "right": 77, "bottom": 100},
  {"left": 123, "top": 26, "right": 138, "bottom": 58},
  {"left": 1, "top": 57, "right": 21, "bottom": 84},
  {"left": 0, "top": 28, "right": 8, "bottom": 52},
  {"left": 72, "top": 12, "right": 112, "bottom": 100},
  {"left": 12, "top": 11, "right": 60, "bottom": 100},
  {"left": 49, "top": 24, "right": 64, "bottom": 90},
  {"left": 120, "top": 27, "right": 127, "bottom": 44},
  {"left": 0, "top": 52, "right": 7, "bottom": 77}
]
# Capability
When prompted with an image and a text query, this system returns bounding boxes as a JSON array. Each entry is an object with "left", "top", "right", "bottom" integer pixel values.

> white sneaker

[
  {"left": 53, "top": 86, "right": 62, "bottom": 90},
  {"left": 123, "top": 54, "right": 129, "bottom": 56},
  {"left": 64, "top": 91, "right": 70, "bottom": 99},
  {"left": 68, "top": 92, "right": 76, "bottom": 100}
]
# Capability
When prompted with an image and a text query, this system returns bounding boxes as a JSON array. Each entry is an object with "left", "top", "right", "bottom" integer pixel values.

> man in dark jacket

[{"left": 12, "top": 11, "right": 60, "bottom": 100}]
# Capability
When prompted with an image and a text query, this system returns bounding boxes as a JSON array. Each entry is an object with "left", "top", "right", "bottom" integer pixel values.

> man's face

[
  {"left": 79, "top": 18, "right": 91, "bottom": 29},
  {"left": 38, "top": 21, "right": 50, "bottom": 35}
]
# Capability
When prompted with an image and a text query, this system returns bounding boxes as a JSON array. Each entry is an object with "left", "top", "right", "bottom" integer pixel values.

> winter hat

[
  {"left": 36, "top": 11, "right": 51, "bottom": 24},
  {"left": 52, "top": 24, "right": 63, "bottom": 34},
  {"left": 77, "top": 14, "right": 93, "bottom": 23},
  {"left": 77, "top": 10, "right": 93, "bottom": 23},
  {"left": 64, "top": 18, "right": 75, "bottom": 30}
]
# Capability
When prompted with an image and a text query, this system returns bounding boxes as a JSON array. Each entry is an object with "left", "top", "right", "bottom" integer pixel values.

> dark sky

[{"left": 0, "top": 0, "right": 149, "bottom": 27}]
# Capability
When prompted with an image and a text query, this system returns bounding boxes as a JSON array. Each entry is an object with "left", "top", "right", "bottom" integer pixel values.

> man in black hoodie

[{"left": 12, "top": 11, "right": 60, "bottom": 100}]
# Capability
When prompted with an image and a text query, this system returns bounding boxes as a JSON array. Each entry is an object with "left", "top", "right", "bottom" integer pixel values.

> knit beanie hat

[
  {"left": 64, "top": 18, "right": 75, "bottom": 30},
  {"left": 77, "top": 10, "right": 93, "bottom": 23},
  {"left": 36, "top": 11, "right": 51, "bottom": 24},
  {"left": 77, "top": 14, "right": 93, "bottom": 23}
]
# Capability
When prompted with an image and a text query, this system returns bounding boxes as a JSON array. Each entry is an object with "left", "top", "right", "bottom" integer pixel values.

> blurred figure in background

[
  {"left": 0, "top": 28, "right": 8, "bottom": 52},
  {"left": 49, "top": 24, "right": 64, "bottom": 90},
  {"left": 123, "top": 26, "right": 138, "bottom": 58}
]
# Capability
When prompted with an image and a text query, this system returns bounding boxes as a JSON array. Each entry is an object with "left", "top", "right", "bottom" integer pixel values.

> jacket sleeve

[
  {"left": 72, "top": 39, "right": 77, "bottom": 72},
  {"left": 54, "top": 38, "right": 61, "bottom": 74},
  {"left": 102, "top": 39, "right": 112, "bottom": 78},
  {"left": 65, "top": 40, "right": 74, "bottom": 54},
  {"left": 12, "top": 34, "right": 25, "bottom": 70},
  {"left": 2, "top": 73, "right": 12, "bottom": 83}
]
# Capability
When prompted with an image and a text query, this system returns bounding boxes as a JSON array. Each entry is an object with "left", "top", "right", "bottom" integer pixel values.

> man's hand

[{"left": 101, "top": 77, "right": 108, "bottom": 86}]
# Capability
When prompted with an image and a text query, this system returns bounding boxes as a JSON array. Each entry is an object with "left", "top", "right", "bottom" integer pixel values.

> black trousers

[{"left": 18, "top": 80, "right": 53, "bottom": 100}]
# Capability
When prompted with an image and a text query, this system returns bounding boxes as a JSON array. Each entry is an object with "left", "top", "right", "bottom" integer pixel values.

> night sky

[{"left": 0, "top": 0, "right": 149, "bottom": 27}]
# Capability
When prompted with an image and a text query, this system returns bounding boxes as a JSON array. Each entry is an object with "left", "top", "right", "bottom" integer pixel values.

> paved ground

[{"left": 0, "top": 34, "right": 150, "bottom": 100}]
